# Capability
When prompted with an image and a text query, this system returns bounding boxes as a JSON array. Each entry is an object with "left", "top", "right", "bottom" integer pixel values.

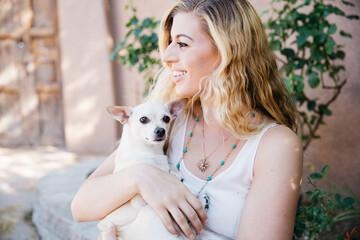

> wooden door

[{"left": 0, "top": 0, "right": 64, "bottom": 147}]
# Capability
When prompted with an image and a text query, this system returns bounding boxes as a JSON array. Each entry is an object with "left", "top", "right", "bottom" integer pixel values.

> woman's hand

[{"left": 135, "top": 163, "right": 208, "bottom": 239}]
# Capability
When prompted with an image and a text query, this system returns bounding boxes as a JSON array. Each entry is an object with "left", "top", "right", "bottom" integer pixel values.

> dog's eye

[
  {"left": 139, "top": 117, "right": 149, "bottom": 124},
  {"left": 163, "top": 115, "right": 170, "bottom": 123}
]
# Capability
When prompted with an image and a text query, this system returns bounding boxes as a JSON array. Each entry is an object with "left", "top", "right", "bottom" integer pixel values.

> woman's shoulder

[
  {"left": 254, "top": 123, "right": 303, "bottom": 175},
  {"left": 263, "top": 124, "right": 301, "bottom": 146}
]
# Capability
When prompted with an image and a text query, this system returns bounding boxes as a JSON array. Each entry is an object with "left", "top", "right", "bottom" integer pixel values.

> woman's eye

[
  {"left": 163, "top": 115, "right": 170, "bottom": 123},
  {"left": 139, "top": 117, "right": 149, "bottom": 124},
  {"left": 177, "top": 42, "right": 188, "bottom": 48}
]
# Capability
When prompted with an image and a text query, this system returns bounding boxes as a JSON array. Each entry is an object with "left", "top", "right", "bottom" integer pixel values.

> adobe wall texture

[{"left": 57, "top": 0, "right": 117, "bottom": 153}]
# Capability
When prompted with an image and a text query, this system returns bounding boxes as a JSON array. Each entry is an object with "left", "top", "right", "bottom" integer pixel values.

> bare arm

[
  {"left": 71, "top": 151, "right": 207, "bottom": 239},
  {"left": 71, "top": 151, "right": 139, "bottom": 222},
  {"left": 237, "top": 125, "right": 303, "bottom": 239}
]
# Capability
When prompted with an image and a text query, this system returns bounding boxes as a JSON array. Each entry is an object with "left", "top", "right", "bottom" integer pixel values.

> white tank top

[{"left": 167, "top": 115, "right": 278, "bottom": 239}]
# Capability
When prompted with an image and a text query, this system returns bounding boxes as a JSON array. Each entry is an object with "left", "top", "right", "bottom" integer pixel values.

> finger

[
  {"left": 187, "top": 194, "right": 208, "bottom": 224},
  {"left": 98, "top": 234, "right": 102, "bottom": 240},
  {"left": 157, "top": 208, "right": 179, "bottom": 236},
  {"left": 102, "top": 222, "right": 116, "bottom": 240},
  {"left": 179, "top": 201, "right": 203, "bottom": 235},
  {"left": 169, "top": 206, "right": 195, "bottom": 239}
]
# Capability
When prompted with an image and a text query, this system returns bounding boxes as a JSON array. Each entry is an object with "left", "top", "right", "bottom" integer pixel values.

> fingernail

[
  {"left": 189, "top": 234, "right": 195, "bottom": 239},
  {"left": 204, "top": 219, "right": 208, "bottom": 224},
  {"left": 108, "top": 222, "right": 115, "bottom": 228},
  {"left": 200, "top": 229, "right": 204, "bottom": 234}
]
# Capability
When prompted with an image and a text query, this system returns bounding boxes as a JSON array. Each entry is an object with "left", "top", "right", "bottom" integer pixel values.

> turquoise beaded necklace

[{"left": 175, "top": 107, "right": 255, "bottom": 192}]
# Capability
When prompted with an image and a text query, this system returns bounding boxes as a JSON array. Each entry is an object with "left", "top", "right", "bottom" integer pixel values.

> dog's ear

[
  {"left": 167, "top": 99, "right": 187, "bottom": 118},
  {"left": 106, "top": 106, "right": 132, "bottom": 125}
]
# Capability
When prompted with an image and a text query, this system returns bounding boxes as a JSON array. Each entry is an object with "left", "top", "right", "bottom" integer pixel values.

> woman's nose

[{"left": 162, "top": 43, "right": 178, "bottom": 64}]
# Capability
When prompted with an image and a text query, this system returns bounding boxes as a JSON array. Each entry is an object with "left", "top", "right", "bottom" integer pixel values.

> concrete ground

[{"left": 0, "top": 146, "right": 107, "bottom": 240}]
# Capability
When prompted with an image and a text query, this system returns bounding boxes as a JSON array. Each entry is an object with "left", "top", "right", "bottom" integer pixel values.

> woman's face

[{"left": 162, "top": 12, "right": 220, "bottom": 98}]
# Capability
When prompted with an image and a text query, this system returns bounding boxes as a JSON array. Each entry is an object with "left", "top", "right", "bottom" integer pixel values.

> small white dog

[{"left": 97, "top": 99, "right": 188, "bottom": 240}]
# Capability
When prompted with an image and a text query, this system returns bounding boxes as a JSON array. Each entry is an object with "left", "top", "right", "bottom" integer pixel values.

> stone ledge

[{"left": 32, "top": 158, "right": 105, "bottom": 240}]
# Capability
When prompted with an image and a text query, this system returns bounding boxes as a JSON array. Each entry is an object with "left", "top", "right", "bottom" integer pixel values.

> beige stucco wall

[{"left": 57, "top": 0, "right": 117, "bottom": 153}]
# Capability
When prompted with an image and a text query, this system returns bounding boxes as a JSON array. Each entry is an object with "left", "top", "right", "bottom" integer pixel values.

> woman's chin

[{"left": 174, "top": 86, "right": 198, "bottom": 98}]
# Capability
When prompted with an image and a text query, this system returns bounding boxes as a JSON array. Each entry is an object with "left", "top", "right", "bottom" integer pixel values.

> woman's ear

[
  {"left": 106, "top": 106, "right": 132, "bottom": 125},
  {"left": 167, "top": 99, "right": 187, "bottom": 118}
]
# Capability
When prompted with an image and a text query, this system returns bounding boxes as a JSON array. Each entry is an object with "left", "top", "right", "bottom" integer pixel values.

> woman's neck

[
  {"left": 198, "top": 98, "right": 224, "bottom": 132},
  {"left": 198, "top": 97, "right": 264, "bottom": 132}
]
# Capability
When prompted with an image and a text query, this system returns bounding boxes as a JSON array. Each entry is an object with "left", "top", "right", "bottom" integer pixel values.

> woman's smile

[{"left": 172, "top": 70, "right": 187, "bottom": 83}]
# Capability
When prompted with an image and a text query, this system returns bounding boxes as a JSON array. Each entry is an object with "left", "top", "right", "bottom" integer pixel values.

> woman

[{"left": 71, "top": 0, "right": 303, "bottom": 239}]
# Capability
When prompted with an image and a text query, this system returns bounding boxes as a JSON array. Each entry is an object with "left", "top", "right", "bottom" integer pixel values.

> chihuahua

[{"left": 97, "top": 99, "right": 188, "bottom": 240}]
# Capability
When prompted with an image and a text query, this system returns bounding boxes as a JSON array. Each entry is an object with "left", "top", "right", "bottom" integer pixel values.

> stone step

[{"left": 32, "top": 158, "right": 105, "bottom": 240}]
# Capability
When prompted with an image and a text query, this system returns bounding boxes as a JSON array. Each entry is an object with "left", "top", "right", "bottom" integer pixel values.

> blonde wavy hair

[{"left": 148, "top": 0, "right": 298, "bottom": 137}]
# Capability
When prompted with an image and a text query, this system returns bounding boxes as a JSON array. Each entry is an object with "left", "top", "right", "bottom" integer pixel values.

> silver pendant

[
  {"left": 197, "top": 158, "right": 209, "bottom": 172},
  {"left": 199, "top": 193, "right": 210, "bottom": 211}
]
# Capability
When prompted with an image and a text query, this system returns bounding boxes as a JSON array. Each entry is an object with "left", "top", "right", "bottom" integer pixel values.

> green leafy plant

[
  {"left": 262, "top": 0, "right": 359, "bottom": 150},
  {"left": 111, "top": 0, "right": 161, "bottom": 95},
  {"left": 294, "top": 165, "right": 360, "bottom": 239}
]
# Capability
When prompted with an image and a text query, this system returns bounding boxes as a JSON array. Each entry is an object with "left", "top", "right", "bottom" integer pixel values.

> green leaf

[
  {"left": 327, "top": 24, "right": 337, "bottom": 35},
  {"left": 310, "top": 172, "right": 323, "bottom": 179},
  {"left": 310, "top": 115, "right": 317, "bottom": 125},
  {"left": 308, "top": 72, "right": 320, "bottom": 88},
  {"left": 130, "top": 55, "right": 139, "bottom": 65},
  {"left": 314, "top": 32, "right": 327, "bottom": 44},
  {"left": 333, "top": 6, "right": 346, "bottom": 16},
  {"left": 346, "top": 15, "right": 359, "bottom": 20},
  {"left": 260, "top": 10, "right": 269, "bottom": 17},
  {"left": 296, "top": 34, "right": 307, "bottom": 47},
  {"left": 321, "top": 165, "right": 330, "bottom": 175},
  {"left": 305, "top": 0, "right": 311, "bottom": 5},
  {"left": 139, "top": 35, "right": 149, "bottom": 45},
  {"left": 340, "top": 30, "right": 352, "bottom": 38},
  {"left": 138, "top": 63, "right": 144, "bottom": 72},
  {"left": 269, "top": 40, "right": 282, "bottom": 51},
  {"left": 130, "top": 16, "right": 139, "bottom": 26},
  {"left": 297, "top": 81, "right": 305, "bottom": 92},
  {"left": 307, "top": 100, "right": 316, "bottom": 110},
  {"left": 343, "top": 197, "right": 355, "bottom": 206},
  {"left": 281, "top": 48, "right": 295, "bottom": 60},
  {"left": 319, "top": 104, "right": 332, "bottom": 116},
  {"left": 311, "top": 47, "right": 323, "bottom": 61},
  {"left": 294, "top": 75, "right": 304, "bottom": 81},
  {"left": 134, "top": 27, "right": 143, "bottom": 36},
  {"left": 336, "top": 50, "right": 345, "bottom": 60},
  {"left": 142, "top": 18, "right": 151, "bottom": 27},
  {"left": 150, "top": 33, "right": 158, "bottom": 43},
  {"left": 306, "top": 191, "right": 314, "bottom": 196},
  {"left": 325, "top": 39, "right": 336, "bottom": 54},
  {"left": 315, "top": 63, "right": 325, "bottom": 73},
  {"left": 342, "top": 0, "right": 355, "bottom": 6},
  {"left": 335, "top": 192, "right": 343, "bottom": 204}
]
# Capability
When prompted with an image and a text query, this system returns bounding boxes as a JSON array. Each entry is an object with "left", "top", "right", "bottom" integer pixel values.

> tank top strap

[
  {"left": 249, "top": 122, "right": 279, "bottom": 147},
  {"left": 227, "top": 122, "right": 279, "bottom": 182}
]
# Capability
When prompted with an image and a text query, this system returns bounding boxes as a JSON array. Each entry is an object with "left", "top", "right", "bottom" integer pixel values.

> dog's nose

[{"left": 154, "top": 128, "right": 165, "bottom": 138}]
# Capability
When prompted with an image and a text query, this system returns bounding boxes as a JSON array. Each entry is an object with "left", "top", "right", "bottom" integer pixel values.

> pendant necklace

[
  {"left": 176, "top": 105, "right": 255, "bottom": 211},
  {"left": 197, "top": 116, "right": 231, "bottom": 172}
]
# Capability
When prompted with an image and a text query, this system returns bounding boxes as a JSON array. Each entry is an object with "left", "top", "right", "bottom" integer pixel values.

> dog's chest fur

[{"left": 113, "top": 125, "right": 169, "bottom": 174}]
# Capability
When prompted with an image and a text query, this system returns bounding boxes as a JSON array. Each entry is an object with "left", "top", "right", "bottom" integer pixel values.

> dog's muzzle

[{"left": 154, "top": 127, "right": 166, "bottom": 141}]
